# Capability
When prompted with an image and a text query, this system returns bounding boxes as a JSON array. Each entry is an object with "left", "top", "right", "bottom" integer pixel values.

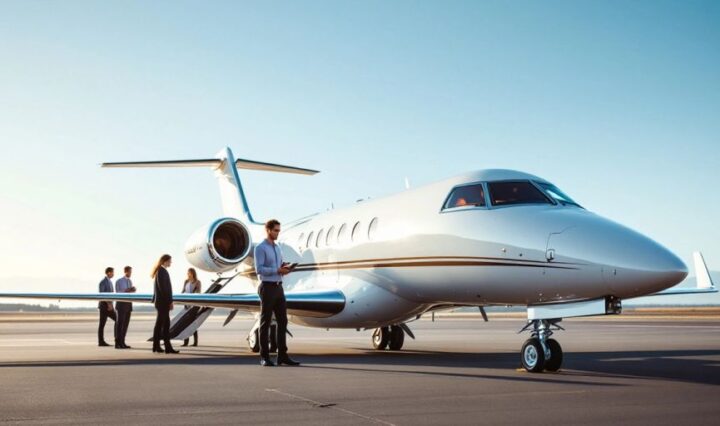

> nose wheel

[{"left": 518, "top": 319, "right": 564, "bottom": 373}]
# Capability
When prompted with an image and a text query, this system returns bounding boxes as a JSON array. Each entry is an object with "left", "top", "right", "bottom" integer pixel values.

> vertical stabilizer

[
  {"left": 214, "top": 147, "right": 255, "bottom": 224},
  {"left": 693, "top": 251, "right": 714, "bottom": 289}
]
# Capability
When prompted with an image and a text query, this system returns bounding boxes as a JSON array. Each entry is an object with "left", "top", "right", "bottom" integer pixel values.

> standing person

[
  {"left": 151, "top": 254, "right": 179, "bottom": 354},
  {"left": 182, "top": 268, "right": 201, "bottom": 347},
  {"left": 254, "top": 219, "right": 300, "bottom": 367},
  {"left": 97, "top": 267, "right": 117, "bottom": 347},
  {"left": 114, "top": 265, "right": 136, "bottom": 349}
]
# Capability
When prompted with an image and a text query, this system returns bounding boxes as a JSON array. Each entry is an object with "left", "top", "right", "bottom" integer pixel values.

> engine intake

[{"left": 185, "top": 218, "right": 252, "bottom": 273}]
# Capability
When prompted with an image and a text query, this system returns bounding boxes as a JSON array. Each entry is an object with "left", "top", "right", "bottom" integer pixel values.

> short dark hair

[
  {"left": 124, "top": 266, "right": 132, "bottom": 273},
  {"left": 105, "top": 267, "right": 114, "bottom": 274},
  {"left": 265, "top": 219, "right": 281, "bottom": 230}
]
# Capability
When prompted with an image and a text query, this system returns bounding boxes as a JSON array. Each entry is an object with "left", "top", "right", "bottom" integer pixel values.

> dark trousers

[
  {"left": 259, "top": 282, "right": 288, "bottom": 359},
  {"left": 115, "top": 303, "right": 132, "bottom": 345},
  {"left": 98, "top": 305, "right": 117, "bottom": 344},
  {"left": 153, "top": 304, "right": 171, "bottom": 348}
]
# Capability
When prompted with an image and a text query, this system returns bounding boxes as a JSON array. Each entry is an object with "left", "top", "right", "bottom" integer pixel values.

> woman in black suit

[{"left": 151, "top": 254, "right": 179, "bottom": 354}]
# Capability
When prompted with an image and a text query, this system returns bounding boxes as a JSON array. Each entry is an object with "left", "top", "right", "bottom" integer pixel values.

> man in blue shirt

[
  {"left": 254, "top": 219, "right": 300, "bottom": 367},
  {"left": 97, "top": 267, "right": 117, "bottom": 347},
  {"left": 114, "top": 265, "right": 136, "bottom": 349}
]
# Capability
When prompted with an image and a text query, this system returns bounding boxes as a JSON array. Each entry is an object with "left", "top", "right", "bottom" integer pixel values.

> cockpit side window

[
  {"left": 488, "top": 181, "right": 552, "bottom": 206},
  {"left": 535, "top": 181, "right": 582, "bottom": 207},
  {"left": 443, "top": 184, "right": 486, "bottom": 210}
]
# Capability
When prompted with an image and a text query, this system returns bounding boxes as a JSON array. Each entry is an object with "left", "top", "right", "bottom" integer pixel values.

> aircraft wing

[{"left": 0, "top": 290, "right": 345, "bottom": 318}]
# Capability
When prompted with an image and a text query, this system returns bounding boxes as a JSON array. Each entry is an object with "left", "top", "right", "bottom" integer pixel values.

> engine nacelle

[{"left": 185, "top": 218, "right": 252, "bottom": 273}]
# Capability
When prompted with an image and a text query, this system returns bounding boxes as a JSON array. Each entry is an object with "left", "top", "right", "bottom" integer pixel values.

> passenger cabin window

[
  {"left": 351, "top": 221, "right": 361, "bottom": 242},
  {"left": 326, "top": 226, "right": 336, "bottom": 246},
  {"left": 444, "top": 184, "right": 486, "bottom": 209},
  {"left": 368, "top": 217, "right": 379, "bottom": 240},
  {"left": 306, "top": 231, "right": 314, "bottom": 248},
  {"left": 488, "top": 181, "right": 551, "bottom": 206},
  {"left": 298, "top": 233, "right": 305, "bottom": 250},
  {"left": 316, "top": 228, "right": 325, "bottom": 248},
  {"left": 337, "top": 223, "right": 348, "bottom": 244}
]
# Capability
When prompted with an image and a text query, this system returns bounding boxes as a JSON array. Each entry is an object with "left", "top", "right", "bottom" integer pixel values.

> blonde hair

[{"left": 151, "top": 254, "right": 172, "bottom": 278}]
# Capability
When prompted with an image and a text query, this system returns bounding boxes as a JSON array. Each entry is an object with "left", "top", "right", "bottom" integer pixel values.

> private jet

[{"left": 1, "top": 147, "right": 715, "bottom": 372}]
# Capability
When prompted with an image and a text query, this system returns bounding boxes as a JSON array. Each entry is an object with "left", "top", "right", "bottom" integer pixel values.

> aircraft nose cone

[{"left": 547, "top": 213, "right": 687, "bottom": 297}]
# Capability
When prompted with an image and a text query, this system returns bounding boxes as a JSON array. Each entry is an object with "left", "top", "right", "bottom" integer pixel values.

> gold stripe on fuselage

[{"left": 242, "top": 255, "right": 580, "bottom": 277}]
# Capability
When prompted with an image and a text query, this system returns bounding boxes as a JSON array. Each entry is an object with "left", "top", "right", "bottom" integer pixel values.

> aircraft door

[{"left": 545, "top": 228, "right": 603, "bottom": 301}]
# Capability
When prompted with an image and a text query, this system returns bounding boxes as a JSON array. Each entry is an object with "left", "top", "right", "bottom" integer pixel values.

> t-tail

[{"left": 101, "top": 147, "right": 319, "bottom": 225}]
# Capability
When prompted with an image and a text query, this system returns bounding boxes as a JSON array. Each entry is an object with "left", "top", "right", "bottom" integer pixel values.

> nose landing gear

[{"left": 519, "top": 319, "right": 564, "bottom": 372}]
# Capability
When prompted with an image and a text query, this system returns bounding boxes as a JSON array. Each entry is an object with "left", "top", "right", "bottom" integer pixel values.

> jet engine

[{"left": 185, "top": 218, "right": 252, "bottom": 273}]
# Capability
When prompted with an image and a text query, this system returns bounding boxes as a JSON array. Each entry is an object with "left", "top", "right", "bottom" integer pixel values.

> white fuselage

[{"left": 237, "top": 169, "right": 687, "bottom": 329}]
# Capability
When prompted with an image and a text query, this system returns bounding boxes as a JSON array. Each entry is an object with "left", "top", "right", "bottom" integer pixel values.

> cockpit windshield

[
  {"left": 443, "top": 184, "right": 486, "bottom": 209},
  {"left": 488, "top": 181, "right": 552, "bottom": 206},
  {"left": 534, "top": 182, "right": 582, "bottom": 207}
]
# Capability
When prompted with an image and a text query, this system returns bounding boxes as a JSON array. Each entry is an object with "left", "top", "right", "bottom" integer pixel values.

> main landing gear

[
  {"left": 372, "top": 324, "right": 412, "bottom": 350},
  {"left": 247, "top": 324, "right": 278, "bottom": 353},
  {"left": 518, "top": 319, "right": 564, "bottom": 373}
]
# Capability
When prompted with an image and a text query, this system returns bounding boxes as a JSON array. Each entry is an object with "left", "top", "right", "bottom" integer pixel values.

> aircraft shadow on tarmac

[{"left": 0, "top": 348, "right": 717, "bottom": 386}]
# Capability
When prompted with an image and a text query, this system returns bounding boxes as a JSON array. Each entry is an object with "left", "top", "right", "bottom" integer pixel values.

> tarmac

[{"left": 0, "top": 314, "right": 719, "bottom": 425}]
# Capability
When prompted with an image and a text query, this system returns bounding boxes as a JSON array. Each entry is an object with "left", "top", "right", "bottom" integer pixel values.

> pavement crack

[{"left": 266, "top": 388, "right": 394, "bottom": 425}]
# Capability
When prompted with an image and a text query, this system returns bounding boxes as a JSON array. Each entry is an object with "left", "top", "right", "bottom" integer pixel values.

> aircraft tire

[
  {"left": 372, "top": 327, "right": 390, "bottom": 350},
  {"left": 270, "top": 324, "right": 278, "bottom": 353},
  {"left": 521, "top": 338, "right": 545, "bottom": 373},
  {"left": 248, "top": 329, "right": 260, "bottom": 353},
  {"left": 544, "top": 339, "right": 563, "bottom": 372},
  {"left": 388, "top": 325, "right": 405, "bottom": 350}
]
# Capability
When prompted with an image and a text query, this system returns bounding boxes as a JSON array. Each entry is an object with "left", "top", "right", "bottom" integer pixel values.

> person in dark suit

[
  {"left": 151, "top": 254, "right": 179, "bottom": 354},
  {"left": 114, "top": 265, "right": 136, "bottom": 349},
  {"left": 98, "top": 267, "right": 117, "bottom": 347}
]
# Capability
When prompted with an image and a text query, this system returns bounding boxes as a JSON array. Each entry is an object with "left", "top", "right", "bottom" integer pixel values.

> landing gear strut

[
  {"left": 247, "top": 323, "right": 277, "bottom": 353},
  {"left": 372, "top": 324, "right": 407, "bottom": 350},
  {"left": 519, "top": 319, "right": 564, "bottom": 373}
]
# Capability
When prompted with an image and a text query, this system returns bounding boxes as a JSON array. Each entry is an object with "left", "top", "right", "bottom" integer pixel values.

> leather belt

[{"left": 261, "top": 281, "right": 282, "bottom": 285}]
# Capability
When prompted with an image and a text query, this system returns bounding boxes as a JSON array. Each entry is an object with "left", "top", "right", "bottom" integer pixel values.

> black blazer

[{"left": 152, "top": 267, "right": 173, "bottom": 308}]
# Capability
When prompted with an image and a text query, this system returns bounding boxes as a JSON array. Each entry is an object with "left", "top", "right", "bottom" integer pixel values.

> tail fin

[
  {"left": 693, "top": 251, "right": 714, "bottom": 289},
  {"left": 102, "top": 147, "right": 318, "bottom": 224}
]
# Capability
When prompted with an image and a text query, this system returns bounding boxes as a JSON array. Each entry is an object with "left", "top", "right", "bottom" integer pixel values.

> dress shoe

[
  {"left": 122, "top": 344, "right": 131, "bottom": 349},
  {"left": 277, "top": 356, "right": 300, "bottom": 366},
  {"left": 260, "top": 358, "right": 275, "bottom": 367},
  {"left": 152, "top": 346, "right": 163, "bottom": 353},
  {"left": 182, "top": 341, "right": 188, "bottom": 347},
  {"left": 115, "top": 343, "right": 122, "bottom": 349},
  {"left": 98, "top": 341, "right": 110, "bottom": 347},
  {"left": 192, "top": 342, "right": 198, "bottom": 347},
  {"left": 165, "top": 347, "right": 180, "bottom": 354}
]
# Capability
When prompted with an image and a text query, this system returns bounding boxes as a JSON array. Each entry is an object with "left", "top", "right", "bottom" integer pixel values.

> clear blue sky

[{"left": 0, "top": 1, "right": 718, "bottom": 304}]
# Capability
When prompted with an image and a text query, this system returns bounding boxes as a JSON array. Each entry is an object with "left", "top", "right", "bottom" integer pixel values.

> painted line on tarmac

[{"left": 266, "top": 388, "right": 396, "bottom": 426}]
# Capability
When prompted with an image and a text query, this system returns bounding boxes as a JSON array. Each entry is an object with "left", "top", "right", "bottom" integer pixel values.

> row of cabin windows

[{"left": 298, "top": 217, "right": 379, "bottom": 250}]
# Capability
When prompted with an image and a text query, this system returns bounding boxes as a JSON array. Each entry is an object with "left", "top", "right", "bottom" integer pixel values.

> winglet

[{"left": 693, "top": 251, "right": 714, "bottom": 290}]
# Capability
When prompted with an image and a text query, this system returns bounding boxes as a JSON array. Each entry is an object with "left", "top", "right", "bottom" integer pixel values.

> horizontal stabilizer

[
  {"left": 102, "top": 159, "right": 221, "bottom": 168},
  {"left": 0, "top": 290, "right": 345, "bottom": 318},
  {"left": 101, "top": 157, "right": 318, "bottom": 175},
  {"left": 235, "top": 158, "right": 318, "bottom": 175}
]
